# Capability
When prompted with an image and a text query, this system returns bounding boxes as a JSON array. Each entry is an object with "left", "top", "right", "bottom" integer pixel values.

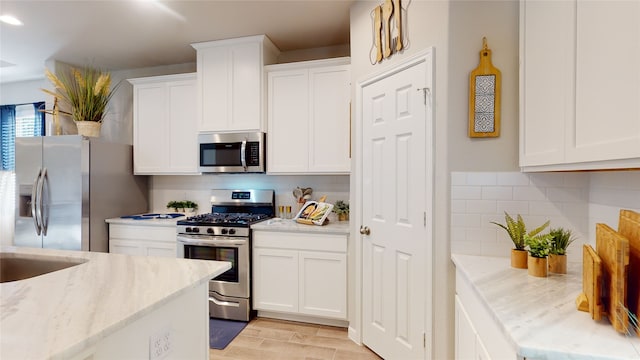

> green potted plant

[
  {"left": 333, "top": 200, "right": 349, "bottom": 221},
  {"left": 167, "top": 200, "right": 184, "bottom": 212},
  {"left": 491, "top": 212, "right": 550, "bottom": 269},
  {"left": 524, "top": 233, "right": 553, "bottom": 277},
  {"left": 548, "top": 227, "right": 575, "bottom": 274},
  {"left": 183, "top": 200, "right": 198, "bottom": 214},
  {"left": 42, "top": 66, "right": 119, "bottom": 137}
]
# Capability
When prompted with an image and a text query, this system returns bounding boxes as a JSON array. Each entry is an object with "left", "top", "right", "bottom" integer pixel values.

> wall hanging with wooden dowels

[{"left": 469, "top": 37, "right": 501, "bottom": 138}]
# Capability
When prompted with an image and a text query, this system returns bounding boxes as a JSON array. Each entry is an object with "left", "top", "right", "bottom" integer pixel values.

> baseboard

[
  {"left": 348, "top": 325, "right": 361, "bottom": 345},
  {"left": 256, "top": 310, "right": 349, "bottom": 328}
]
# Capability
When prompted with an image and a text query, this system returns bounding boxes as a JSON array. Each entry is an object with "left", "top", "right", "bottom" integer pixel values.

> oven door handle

[
  {"left": 209, "top": 296, "right": 240, "bottom": 308},
  {"left": 177, "top": 235, "right": 246, "bottom": 247}
]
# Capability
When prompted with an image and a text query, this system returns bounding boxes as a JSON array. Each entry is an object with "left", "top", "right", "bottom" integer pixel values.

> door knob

[{"left": 360, "top": 226, "right": 371, "bottom": 235}]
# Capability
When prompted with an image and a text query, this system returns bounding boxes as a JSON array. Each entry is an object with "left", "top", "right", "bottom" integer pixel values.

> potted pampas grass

[{"left": 42, "top": 66, "right": 118, "bottom": 137}]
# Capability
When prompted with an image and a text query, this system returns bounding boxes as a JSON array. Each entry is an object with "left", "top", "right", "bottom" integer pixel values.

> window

[{"left": 0, "top": 102, "right": 45, "bottom": 171}]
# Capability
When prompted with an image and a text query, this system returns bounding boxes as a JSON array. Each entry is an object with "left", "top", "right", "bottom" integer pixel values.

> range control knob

[
  {"left": 192, "top": 227, "right": 200, "bottom": 233},
  {"left": 207, "top": 228, "right": 214, "bottom": 234},
  {"left": 185, "top": 227, "right": 192, "bottom": 233},
  {"left": 221, "top": 228, "right": 228, "bottom": 235},
  {"left": 228, "top": 228, "right": 236, "bottom": 235}
]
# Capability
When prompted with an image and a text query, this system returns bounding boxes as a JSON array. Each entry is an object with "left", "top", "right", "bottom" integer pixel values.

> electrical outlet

[{"left": 149, "top": 327, "right": 172, "bottom": 360}]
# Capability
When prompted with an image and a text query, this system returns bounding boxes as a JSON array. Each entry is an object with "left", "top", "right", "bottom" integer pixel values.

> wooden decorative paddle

[
  {"left": 468, "top": 37, "right": 501, "bottom": 138},
  {"left": 374, "top": 5, "right": 383, "bottom": 63}
]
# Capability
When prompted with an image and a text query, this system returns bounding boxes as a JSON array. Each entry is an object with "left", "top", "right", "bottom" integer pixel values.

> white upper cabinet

[
  {"left": 266, "top": 58, "right": 351, "bottom": 174},
  {"left": 520, "top": 0, "right": 640, "bottom": 171},
  {"left": 129, "top": 73, "right": 199, "bottom": 175},
  {"left": 192, "top": 35, "right": 280, "bottom": 132}
]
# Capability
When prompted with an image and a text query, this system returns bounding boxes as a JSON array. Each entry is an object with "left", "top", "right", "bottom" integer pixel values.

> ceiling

[{"left": 0, "top": 0, "right": 355, "bottom": 84}]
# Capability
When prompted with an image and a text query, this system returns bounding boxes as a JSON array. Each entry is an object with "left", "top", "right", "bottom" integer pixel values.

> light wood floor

[{"left": 209, "top": 317, "right": 382, "bottom": 360}]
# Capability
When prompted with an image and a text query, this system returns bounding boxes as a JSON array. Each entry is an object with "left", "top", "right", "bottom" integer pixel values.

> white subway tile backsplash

[
  {"left": 466, "top": 200, "right": 497, "bottom": 214},
  {"left": 451, "top": 199, "right": 466, "bottom": 214},
  {"left": 466, "top": 172, "right": 497, "bottom": 186},
  {"left": 451, "top": 186, "right": 482, "bottom": 200},
  {"left": 482, "top": 186, "right": 513, "bottom": 200},
  {"left": 452, "top": 171, "right": 592, "bottom": 259},
  {"left": 529, "top": 201, "right": 562, "bottom": 216},
  {"left": 451, "top": 172, "right": 468, "bottom": 186},
  {"left": 513, "top": 186, "right": 547, "bottom": 201},
  {"left": 496, "top": 200, "right": 529, "bottom": 215},
  {"left": 497, "top": 172, "right": 530, "bottom": 186}
]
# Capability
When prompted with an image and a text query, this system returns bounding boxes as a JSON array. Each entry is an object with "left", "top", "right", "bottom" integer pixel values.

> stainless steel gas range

[{"left": 176, "top": 189, "right": 275, "bottom": 321}]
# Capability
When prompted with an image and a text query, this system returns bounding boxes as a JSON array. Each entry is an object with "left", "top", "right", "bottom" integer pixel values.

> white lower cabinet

[
  {"left": 455, "top": 269, "right": 516, "bottom": 360},
  {"left": 252, "top": 231, "right": 347, "bottom": 321},
  {"left": 108, "top": 224, "right": 177, "bottom": 258}
]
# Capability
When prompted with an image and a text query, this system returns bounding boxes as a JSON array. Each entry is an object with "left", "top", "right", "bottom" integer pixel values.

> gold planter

[
  {"left": 527, "top": 255, "right": 548, "bottom": 277},
  {"left": 511, "top": 249, "right": 528, "bottom": 269},
  {"left": 548, "top": 253, "right": 567, "bottom": 274},
  {"left": 75, "top": 121, "right": 101, "bottom": 137},
  {"left": 338, "top": 213, "right": 349, "bottom": 221}
]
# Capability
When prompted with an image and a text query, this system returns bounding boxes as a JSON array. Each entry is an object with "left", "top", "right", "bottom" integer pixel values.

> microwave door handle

[{"left": 240, "top": 139, "right": 247, "bottom": 171}]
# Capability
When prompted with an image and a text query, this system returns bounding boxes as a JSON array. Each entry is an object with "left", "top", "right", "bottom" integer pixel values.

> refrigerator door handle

[
  {"left": 31, "top": 169, "right": 42, "bottom": 236},
  {"left": 39, "top": 168, "right": 50, "bottom": 236}
]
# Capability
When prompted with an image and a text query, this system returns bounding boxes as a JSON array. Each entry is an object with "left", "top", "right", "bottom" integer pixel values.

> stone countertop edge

[
  {"left": 451, "top": 253, "right": 640, "bottom": 360},
  {"left": 0, "top": 246, "right": 230, "bottom": 360},
  {"left": 251, "top": 218, "right": 350, "bottom": 235},
  {"left": 105, "top": 216, "right": 186, "bottom": 226}
]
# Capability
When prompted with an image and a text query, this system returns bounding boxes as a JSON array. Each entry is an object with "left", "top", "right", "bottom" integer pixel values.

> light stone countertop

[
  {"left": 105, "top": 214, "right": 187, "bottom": 227},
  {"left": 251, "top": 218, "right": 350, "bottom": 235},
  {"left": 452, "top": 254, "right": 640, "bottom": 360},
  {"left": 0, "top": 246, "right": 230, "bottom": 360}
]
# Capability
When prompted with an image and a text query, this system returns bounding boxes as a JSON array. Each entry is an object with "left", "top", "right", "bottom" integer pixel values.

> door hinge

[
  {"left": 423, "top": 332, "right": 426, "bottom": 348},
  {"left": 423, "top": 211, "right": 427, "bottom": 227}
]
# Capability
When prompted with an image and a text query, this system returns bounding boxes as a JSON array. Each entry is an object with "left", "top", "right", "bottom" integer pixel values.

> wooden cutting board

[
  {"left": 596, "top": 223, "right": 630, "bottom": 334},
  {"left": 577, "top": 244, "right": 604, "bottom": 320},
  {"left": 618, "top": 210, "right": 640, "bottom": 336}
]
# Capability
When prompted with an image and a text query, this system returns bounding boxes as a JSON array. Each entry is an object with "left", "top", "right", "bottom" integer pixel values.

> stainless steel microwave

[{"left": 198, "top": 132, "right": 265, "bottom": 173}]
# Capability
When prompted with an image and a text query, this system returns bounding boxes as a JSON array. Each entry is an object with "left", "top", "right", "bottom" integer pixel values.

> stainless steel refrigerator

[{"left": 14, "top": 135, "right": 148, "bottom": 252}]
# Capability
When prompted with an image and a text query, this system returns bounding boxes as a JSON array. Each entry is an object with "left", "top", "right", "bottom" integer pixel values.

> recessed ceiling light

[{"left": 0, "top": 15, "right": 23, "bottom": 26}]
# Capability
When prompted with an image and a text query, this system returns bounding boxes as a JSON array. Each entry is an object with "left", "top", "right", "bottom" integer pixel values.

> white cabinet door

[
  {"left": 253, "top": 247, "right": 299, "bottom": 313},
  {"left": 570, "top": 1, "right": 640, "bottom": 164},
  {"left": 266, "top": 58, "right": 351, "bottom": 174},
  {"left": 455, "top": 295, "right": 478, "bottom": 360},
  {"left": 267, "top": 69, "right": 309, "bottom": 173},
  {"left": 167, "top": 80, "right": 198, "bottom": 173},
  {"left": 133, "top": 83, "right": 167, "bottom": 173},
  {"left": 108, "top": 224, "right": 177, "bottom": 258},
  {"left": 130, "top": 74, "right": 198, "bottom": 174},
  {"left": 308, "top": 66, "right": 351, "bottom": 173},
  {"left": 298, "top": 251, "right": 347, "bottom": 319},
  {"left": 194, "top": 36, "right": 276, "bottom": 132},
  {"left": 109, "top": 239, "right": 144, "bottom": 256},
  {"left": 520, "top": 0, "right": 640, "bottom": 171},
  {"left": 519, "top": 0, "right": 574, "bottom": 167}
]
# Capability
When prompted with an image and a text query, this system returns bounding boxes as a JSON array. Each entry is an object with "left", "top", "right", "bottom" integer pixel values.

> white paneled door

[{"left": 361, "top": 50, "right": 433, "bottom": 359}]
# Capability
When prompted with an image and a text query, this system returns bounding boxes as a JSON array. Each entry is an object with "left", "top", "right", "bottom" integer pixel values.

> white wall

[
  {"left": 588, "top": 171, "right": 640, "bottom": 241},
  {"left": 350, "top": 1, "right": 522, "bottom": 358},
  {"left": 0, "top": 78, "right": 47, "bottom": 106}
]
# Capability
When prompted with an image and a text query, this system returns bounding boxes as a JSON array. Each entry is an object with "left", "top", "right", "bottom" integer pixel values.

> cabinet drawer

[
  {"left": 109, "top": 224, "right": 176, "bottom": 243},
  {"left": 253, "top": 231, "right": 347, "bottom": 252}
]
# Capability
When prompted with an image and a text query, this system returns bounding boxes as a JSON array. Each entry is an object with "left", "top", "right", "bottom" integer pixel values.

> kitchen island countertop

[
  {"left": 452, "top": 253, "right": 640, "bottom": 359},
  {"left": 251, "top": 218, "right": 350, "bottom": 235},
  {"left": 0, "top": 246, "right": 230, "bottom": 360}
]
